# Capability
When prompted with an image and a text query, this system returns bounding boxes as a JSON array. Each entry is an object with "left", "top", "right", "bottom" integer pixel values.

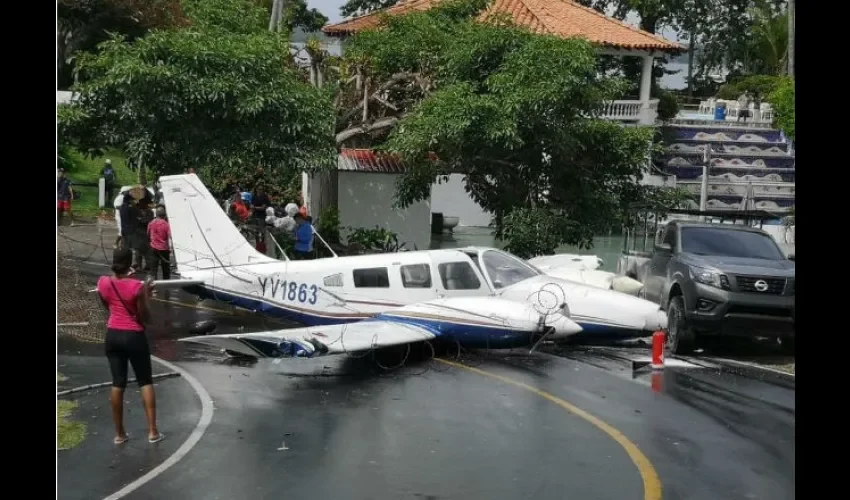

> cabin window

[
  {"left": 400, "top": 264, "right": 432, "bottom": 288},
  {"left": 353, "top": 267, "right": 390, "bottom": 288},
  {"left": 323, "top": 273, "right": 343, "bottom": 287},
  {"left": 438, "top": 262, "right": 481, "bottom": 290}
]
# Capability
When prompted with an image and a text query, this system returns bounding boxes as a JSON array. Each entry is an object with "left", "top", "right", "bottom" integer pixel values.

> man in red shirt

[
  {"left": 231, "top": 193, "right": 251, "bottom": 222},
  {"left": 147, "top": 207, "right": 171, "bottom": 280}
]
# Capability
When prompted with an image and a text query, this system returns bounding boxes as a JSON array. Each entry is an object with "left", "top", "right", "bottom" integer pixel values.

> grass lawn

[
  {"left": 57, "top": 400, "right": 87, "bottom": 450},
  {"left": 61, "top": 148, "right": 133, "bottom": 215}
]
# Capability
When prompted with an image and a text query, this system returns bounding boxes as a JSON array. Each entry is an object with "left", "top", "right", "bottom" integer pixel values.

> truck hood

[{"left": 681, "top": 254, "right": 795, "bottom": 277}]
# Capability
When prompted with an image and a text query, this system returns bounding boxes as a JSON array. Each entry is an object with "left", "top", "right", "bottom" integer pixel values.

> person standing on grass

[
  {"left": 57, "top": 168, "right": 75, "bottom": 226},
  {"left": 147, "top": 206, "right": 171, "bottom": 281},
  {"left": 101, "top": 159, "right": 117, "bottom": 203},
  {"left": 96, "top": 248, "right": 164, "bottom": 445}
]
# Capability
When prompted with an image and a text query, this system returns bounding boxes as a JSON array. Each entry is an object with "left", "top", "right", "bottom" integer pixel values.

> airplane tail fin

[{"left": 158, "top": 174, "right": 274, "bottom": 276}]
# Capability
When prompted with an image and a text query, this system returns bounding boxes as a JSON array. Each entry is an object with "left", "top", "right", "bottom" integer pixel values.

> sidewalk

[{"left": 57, "top": 351, "right": 201, "bottom": 500}]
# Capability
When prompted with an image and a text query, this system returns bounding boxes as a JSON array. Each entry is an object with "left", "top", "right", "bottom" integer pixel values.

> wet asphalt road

[{"left": 60, "top": 274, "right": 794, "bottom": 500}]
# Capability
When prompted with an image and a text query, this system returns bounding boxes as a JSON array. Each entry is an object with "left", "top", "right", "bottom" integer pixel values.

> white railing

[
  {"left": 601, "top": 99, "right": 660, "bottom": 125},
  {"left": 697, "top": 98, "right": 774, "bottom": 123}
]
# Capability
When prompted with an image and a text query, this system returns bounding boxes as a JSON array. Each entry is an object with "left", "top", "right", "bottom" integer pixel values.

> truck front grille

[{"left": 734, "top": 275, "right": 787, "bottom": 295}]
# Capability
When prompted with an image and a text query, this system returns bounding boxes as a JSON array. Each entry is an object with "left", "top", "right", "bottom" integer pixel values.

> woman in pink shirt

[{"left": 96, "top": 248, "right": 164, "bottom": 444}]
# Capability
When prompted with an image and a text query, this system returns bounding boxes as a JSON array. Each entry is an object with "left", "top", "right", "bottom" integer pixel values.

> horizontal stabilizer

[{"left": 178, "top": 320, "right": 437, "bottom": 359}]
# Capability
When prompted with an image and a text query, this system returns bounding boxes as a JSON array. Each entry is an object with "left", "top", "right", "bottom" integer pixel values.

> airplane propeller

[{"left": 527, "top": 282, "right": 570, "bottom": 354}]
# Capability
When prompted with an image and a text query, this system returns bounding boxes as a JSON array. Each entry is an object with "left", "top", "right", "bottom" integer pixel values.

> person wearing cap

[
  {"left": 57, "top": 167, "right": 75, "bottom": 226},
  {"left": 101, "top": 159, "right": 117, "bottom": 203}
]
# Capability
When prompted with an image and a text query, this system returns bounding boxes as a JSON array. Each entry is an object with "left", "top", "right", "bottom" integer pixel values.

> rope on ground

[{"left": 57, "top": 371, "right": 181, "bottom": 397}]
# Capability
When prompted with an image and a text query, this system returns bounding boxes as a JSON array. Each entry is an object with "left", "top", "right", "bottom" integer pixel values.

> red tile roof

[
  {"left": 323, "top": 0, "right": 683, "bottom": 52},
  {"left": 338, "top": 148, "right": 408, "bottom": 173}
]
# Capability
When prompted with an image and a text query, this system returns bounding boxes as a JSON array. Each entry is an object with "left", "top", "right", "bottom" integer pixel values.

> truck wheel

[{"left": 666, "top": 296, "right": 695, "bottom": 355}]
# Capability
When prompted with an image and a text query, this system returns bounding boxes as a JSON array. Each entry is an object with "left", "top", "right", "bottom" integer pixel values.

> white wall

[
  {"left": 430, "top": 174, "right": 493, "bottom": 228},
  {"left": 337, "top": 171, "right": 432, "bottom": 251}
]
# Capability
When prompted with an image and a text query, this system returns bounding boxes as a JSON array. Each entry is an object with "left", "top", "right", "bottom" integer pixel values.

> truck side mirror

[{"left": 654, "top": 243, "right": 672, "bottom": 253}]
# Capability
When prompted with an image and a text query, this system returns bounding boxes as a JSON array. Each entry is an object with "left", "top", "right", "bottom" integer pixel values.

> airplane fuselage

[{"left": 179, "top": 247, "right": 664, "bottom": 340}]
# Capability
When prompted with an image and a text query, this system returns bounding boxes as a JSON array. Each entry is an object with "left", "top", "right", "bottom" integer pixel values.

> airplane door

[
  {"left": 646, "top": 226, "right": 676, "bottom": 303},
  {"left": 430, "top": 254, "right": 490, "bottom": 298}
]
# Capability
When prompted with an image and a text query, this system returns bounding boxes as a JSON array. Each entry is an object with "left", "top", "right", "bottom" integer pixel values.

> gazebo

[{"left": 323, "top": 0, "right": 685, "bottom": 125}]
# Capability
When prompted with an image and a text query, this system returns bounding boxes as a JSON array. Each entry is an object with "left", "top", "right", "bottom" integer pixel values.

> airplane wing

[{"left": 177, "top": 319, "right": 437, "bottom": 359}]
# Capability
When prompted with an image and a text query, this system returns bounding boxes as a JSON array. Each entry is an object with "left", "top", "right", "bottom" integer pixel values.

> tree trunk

[
  {"left": 787, "top": 0, "right": 795, "bottom": 77},
  {"left": 137, "top": 154, "right": 147, "bottom": 186},
  {"left": 269, "top": 0, "right": 285, "bottom": 32}
]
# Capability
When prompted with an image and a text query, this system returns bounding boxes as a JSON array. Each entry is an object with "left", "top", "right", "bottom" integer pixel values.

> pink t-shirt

[
  {"left": 97, "top": 276, "right": 145, "bottom": 331},
  {"left": 147, "top": 218, "right": 171, "bottom": 251}
]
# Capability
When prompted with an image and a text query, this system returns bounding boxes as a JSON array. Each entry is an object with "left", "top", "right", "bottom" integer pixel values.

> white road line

[{"left": 102, "top": 356, "right": 214, "bottom": 500}]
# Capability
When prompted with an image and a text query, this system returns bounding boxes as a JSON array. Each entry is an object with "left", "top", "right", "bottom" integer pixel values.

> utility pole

[
  {"left": 787, "top": 0, "right": 795, "bottom": 77},
  {"left": 700, "top": 144, "right": 711, "bottom": 221},
  {"left": 686, "top": 31, "right": 695, "bottom": 99}
]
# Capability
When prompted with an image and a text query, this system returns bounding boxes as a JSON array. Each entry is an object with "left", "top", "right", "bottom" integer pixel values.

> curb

[
  {"left": 56, "top": 372, "right": 180, "bottom": 397},
  {"left": 670, "top": 354, "right": 795, "bottom": 389}
]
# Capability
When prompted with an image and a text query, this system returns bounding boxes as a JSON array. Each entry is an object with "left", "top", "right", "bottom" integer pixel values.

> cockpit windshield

[{"left": 480, "top": 250, "right": 541, "bottom": 289}]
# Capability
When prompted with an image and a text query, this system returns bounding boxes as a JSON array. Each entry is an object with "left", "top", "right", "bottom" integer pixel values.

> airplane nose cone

[
  {"left": 643, "top": 309, "right": 668, "bottom": 331},
  {"left": 548, "top": 314, "right": 583, "bottom": 339}
]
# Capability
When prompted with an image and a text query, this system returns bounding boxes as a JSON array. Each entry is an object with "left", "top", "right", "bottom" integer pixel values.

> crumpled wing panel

[{"left": 178, "top": 320, "right": 437, "bottom": 358}]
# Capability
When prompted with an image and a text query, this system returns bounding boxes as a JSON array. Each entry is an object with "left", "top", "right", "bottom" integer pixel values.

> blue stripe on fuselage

[
  {"left": 373, "top": 315, "right": 537, "bottom": 349},
  {"left": 183, "top": 285, "right": 646, "bottom": 340}
]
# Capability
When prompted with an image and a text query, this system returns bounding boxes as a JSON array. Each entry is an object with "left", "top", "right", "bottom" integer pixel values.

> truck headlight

[{"left": 690, "top": 267, "right": 730, "bottom": 290}]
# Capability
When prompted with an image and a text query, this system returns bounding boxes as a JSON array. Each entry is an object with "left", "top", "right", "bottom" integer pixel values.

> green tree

[
  {"left": 346, "top": 0, "right": 661, "bottom": 257},
  {"left": 252, "top": 0, "right": 329, "bottom": 32},
  {"left": 340, "top": 0, "right": 400, "bottom": 18},
  {"left": 57, "top": 0, "right": 188, "bottom": 90},
  {"left": 59, "top": 0, "right": 336, "bottom": 193},
  {"left": 768, "top": 77, "right": 794, "bottom": 140}
]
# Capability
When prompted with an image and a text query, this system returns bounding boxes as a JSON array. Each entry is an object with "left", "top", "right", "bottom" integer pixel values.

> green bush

[
  {"left": 716, "top": 83, "right": 740, "bottom": 100},
  {"left": 655, "top": 89, "right": 679, "bottom": 122},
  {"left": 346, "top": 226, "right": 406, "bottom": 253},
  {"left": 315, "top": 205, "right": 340, "bottom": 244},
  {"left": 768, "top": 77, "right": 794, "bottom": 140}
]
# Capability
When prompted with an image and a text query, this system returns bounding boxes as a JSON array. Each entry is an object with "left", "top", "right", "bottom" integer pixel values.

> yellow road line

[{"left": 437, "top": 359, "right": 662, "bottom": 500}]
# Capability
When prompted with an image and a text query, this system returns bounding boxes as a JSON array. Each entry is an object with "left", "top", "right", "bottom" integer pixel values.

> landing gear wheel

[
  {"left": 666, "top": 296, "right": 696, "bottom": 355},
  {"left": 779, "top": 337, "right": 795, "bottom": 355}
]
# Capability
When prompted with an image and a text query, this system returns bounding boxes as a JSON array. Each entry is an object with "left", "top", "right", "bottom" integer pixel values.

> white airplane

[
  {"left": 528, "top": 254, "right": 645, "bottom": 296},
  {"left": 529, "top": 254, "right": 604, "bottom": 271},
  {"left": 157, "top": 174, "right": 666, "bottom": 345}
]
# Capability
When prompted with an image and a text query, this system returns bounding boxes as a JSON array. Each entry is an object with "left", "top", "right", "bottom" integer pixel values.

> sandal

[
  {"left": 148, "top": 433, "right": 165, "bottom": 444},
  {"left": 114, "top": 434, "right": 130, "bottom": 445}
]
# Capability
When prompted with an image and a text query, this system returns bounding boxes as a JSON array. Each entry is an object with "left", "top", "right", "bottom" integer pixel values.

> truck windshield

[
  {"left": 481, "top": 250, "right": 541, "bottom": 288},
  {"left": 680, "top": 227, "right": 786, "bottom": 260}
]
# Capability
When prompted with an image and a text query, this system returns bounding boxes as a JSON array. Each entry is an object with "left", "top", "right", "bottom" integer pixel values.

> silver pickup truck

[{"left": 618, "top": 220, "right": 795, "bottom": 355}]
